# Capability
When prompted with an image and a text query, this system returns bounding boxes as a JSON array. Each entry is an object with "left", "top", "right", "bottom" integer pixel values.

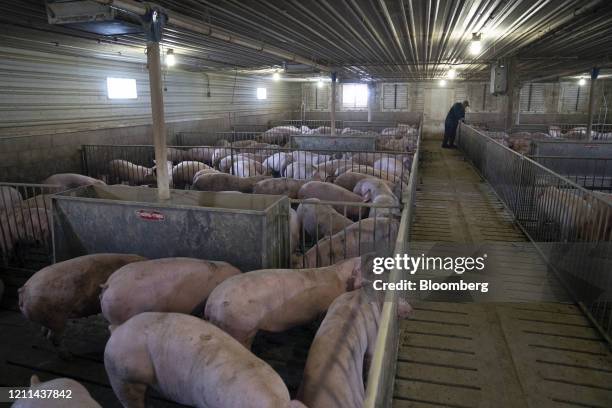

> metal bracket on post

[{"left": 141, "top": 4, "right": 167, "bottom": 42}]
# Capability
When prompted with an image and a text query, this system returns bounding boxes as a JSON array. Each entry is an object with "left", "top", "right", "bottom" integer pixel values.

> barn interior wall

[
  {"left": 0, "top": 46, "right": 301, "bottom": 182},
  {"left": 298, "top": 80, "right": 612, "bottom": 128}
]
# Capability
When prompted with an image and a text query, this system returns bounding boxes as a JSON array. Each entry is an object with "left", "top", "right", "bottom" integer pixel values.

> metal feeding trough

[
  {"left": 51, "top": 185, "right": 290, "bottom": 271},
  {"left": 291, "top": 133, "right": 377, "bottom": 151}
]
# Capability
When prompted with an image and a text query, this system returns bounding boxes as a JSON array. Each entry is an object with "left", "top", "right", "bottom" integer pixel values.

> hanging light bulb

[
  {"left": 469, "top": 33, "right": 482, "bottom": 56},
  {"left": 439, "top": 79, "right": 447, "bottom": 87},
  {"left": 578, "top": 77, "right": 586, "bottom": 86},
  {"left": 272, "top": 71, "right": 281, "bottom": 81},
  {"left": 447, "top": 68, "right": 457, "bottom": 79},
  {"left": 317, "top": 78, "right": 323, "bottom": 88},
  {"left": 165, "top": 49, "right": 176, "bottom": 67}
]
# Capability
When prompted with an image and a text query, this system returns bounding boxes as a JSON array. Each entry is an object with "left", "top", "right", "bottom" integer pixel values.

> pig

[
  {"left": 42, "top": 173, "right": 105, "bottom": 189},
  {"left": 231, "top": 159, "right": 269, "bottom": 177},
  {"left": 105, "top": 312, "right": 305, "bottom": 408},
  {"left": 192, "top": 168, "right": 220, "bottom": 183},
  {"left": 297, "top": 290, "right": 411, "bottom": 408},
  {"left": 18, "top": 253, "right": 145, "bottom": 346},
  {"left": 19, "top": 194, "right": 53, "bottom": 210},
  {"left": 108, "top": 160, "right": 155, "bottom": 185},
  {"left": 369, "top": 194, "right": 401, "bottom": 218},
  {"left": 372, "top": 157, "right": 410, "bottom": 178},
  {"left": 193, "top": 173, "right": 270, "bottom": 193},
  {"left": 297, "top": 217, "right": 399, "bottom": 268},
  {"left": 537, "top": 186, "right": 593, "bottom": 239},
  {"left": 218, "top": 154, "right": 260, "bottom": 173},
  {"left": 297, "top": 181, "right": 367, "bottom": 220},
  {"left": 13, "top": 375, "right": 101, "bottom": 408},
  {"left": 582, "top": 191, "right": 612, "bottom": 241},
  {"left": 262, "top": 152, "right": 293, "bottom": 173},
  {"left": 284, "top": 162, "right": 322, "bottom": 180},
  {"left": 290, "top": 208, "right": 300, "bottom": 253},
  {"left": 0, "top": 207, "right": 51, "bottom": 255},
  {"left": 335, "top": 165, "right": 402, "bottom": 183},
  {"left": 186, "top": 147, "right": 215, "bottom": 164},
  {"left": 297, "top": 198, "right": 353, "bottom": 240},
  {"left": 292, "top": 151, "right": 330, "bottom": 165},
  {"left": 171, "top": 161, "right": 210, "bottom": 188},
  {"left": 100, "top": 258, "right": 240, "bottom": 327},
  {"left": 0, "top": 185, "right": 23, "bottom": 213},
  {"left": 212, "top": 147, "right": 233, "bottom": 165},
  {"left": 166, "top": 147, "right": 190, "bottom": 162},
  {"left": 205, "top": 257, "right": 363, "bottom": 348},
  {"left": 252, "top": 178, "right": 307, "bottom": 198},
  {"left": 316, "top": 159, "right": 354, "bottom": 176},
  {"left": 334, "top": 172, "right": 393, "bottom": 192},
  {"left": 353, "top": 178, "right": 397, "bottom": 203}
]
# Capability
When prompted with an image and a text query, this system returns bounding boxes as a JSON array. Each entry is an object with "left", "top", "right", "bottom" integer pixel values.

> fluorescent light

[
  {"left": 447, "top": 69, "right": 457, "bottom": 79},
  {"left": 578, "top": 78, "right": 586, "bottom": 86},
  {"left": 257, "top": 87, "right": 267, "bottom": 100},
  {"left": 165, "top": 49, "right": 176, "bottom": 67},
  {"left": 106, "top": 77, "right": 137, "bottom": 99},
  {"left": 470, "top": 33, "right": 482, "bottom": 55},
  {"left": 272, "top": 71, "right": 281, "bottom": 81},
  {"left": 439, "top": 79, "right": 447, "bottom": 87},
  {"left": 317, "top": 79, "right": 323, "bottom": 88}
]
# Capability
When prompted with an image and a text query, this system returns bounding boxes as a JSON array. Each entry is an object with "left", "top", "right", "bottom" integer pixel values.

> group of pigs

[
  {"left": 0, "top": 174, "right": 107, "bottom": 263},
  {"left": 103, "top": 125, "right": 415, "bottom": 190},
  {"left": 15, "top": 253, "right": 412, "bottom": 408}
]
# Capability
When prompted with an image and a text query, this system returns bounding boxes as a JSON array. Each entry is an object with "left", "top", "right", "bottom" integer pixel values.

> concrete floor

[{"left": 393, "top": 134, "right": 612, "bottom": 407}]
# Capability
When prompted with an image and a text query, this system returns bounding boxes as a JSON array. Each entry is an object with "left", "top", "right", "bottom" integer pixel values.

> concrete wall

[{"left": 0, "top": 46, "right": 300, "bottom": 182}]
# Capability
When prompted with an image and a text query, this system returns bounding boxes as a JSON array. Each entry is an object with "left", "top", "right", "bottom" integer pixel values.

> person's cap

[{"left": 463, "top": 100, "right": 470, "bottom": 107}]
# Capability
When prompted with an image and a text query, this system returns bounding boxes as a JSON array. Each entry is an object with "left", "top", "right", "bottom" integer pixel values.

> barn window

[
  {"left": 519, "top": 83, "right": 545, "bottom": 113},
  {"left": 559, "top": 83, "right": 589, "bottom": 113},
  {"left": 342, "top": 84, "right": 368, "bottom": 109},
  {"left": 381, "top": 83, "right": 408, "bottom": 111},
  {"left": 106, "top": 77, "right": 137, "bottom": 99},
  {"left": 305, "top": 83, "right": 329, "bottom": 110},
  {"left": 256, "top": 87, "right": 267, "bottom": 100}
]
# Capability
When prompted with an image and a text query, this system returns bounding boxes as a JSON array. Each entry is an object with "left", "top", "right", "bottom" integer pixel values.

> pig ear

[
  {"left": 363, "top": 190, "right": 372, "bottom": 202},
  {"left": 30, "top": 375, "right": 40, "bottom": 386}
]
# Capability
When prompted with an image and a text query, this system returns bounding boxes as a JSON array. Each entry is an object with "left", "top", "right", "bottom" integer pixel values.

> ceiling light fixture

[
  {"left": 272, "top": 70, "right": 281, "bottom": 81},
  {"left": 165, "top": 49, "right": 176, "bottom": 67},
  {"left": 447, "top": 68, "right": 457, "bottom": 79},
  {"left": 469, "top": 33, "right": 482, "bottom": 56},
  {"left": 439, "top": 79, "right": 447, "bottom": 87},
  {"left": 578, "top": 77, "right": 586, "bottom": 86}
]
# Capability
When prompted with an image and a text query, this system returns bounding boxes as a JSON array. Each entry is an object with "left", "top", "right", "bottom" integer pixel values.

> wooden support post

[
  {"left": 146, "top": 41, "right": 170, "bottom": 200},
  {"left": 330, "top": 71, "right": 337, "bottom": 135},
  {"left": 586, "top": 67, "right": 599, "bottom": 139},
  {"left": 505, "top": 58, "right": 517, "bottom": 130},
  {"left": 368, "top": 83, "right": 374, "bottom": 123}
]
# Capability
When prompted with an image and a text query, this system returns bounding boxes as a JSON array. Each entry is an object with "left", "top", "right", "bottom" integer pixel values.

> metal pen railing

[
  {"left": 81, "top": 144, "right": 414, "bottom": 198},
  {"left": 531, "top": 156, "right": 612, "bottom": 192},
  {"left": 364, "top": 120, "right": 421, "bottom": 408},
  {"left": 0, "top": 182, "right": 63, "bottom": 270},
  {"left": 458, "top": 123, "right": 612, "bottom": 342}
]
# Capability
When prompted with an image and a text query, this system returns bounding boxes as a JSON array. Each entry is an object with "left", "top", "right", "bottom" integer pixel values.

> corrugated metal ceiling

[{"left": 1, "top": 0, "right": 611, "bottom": 81}]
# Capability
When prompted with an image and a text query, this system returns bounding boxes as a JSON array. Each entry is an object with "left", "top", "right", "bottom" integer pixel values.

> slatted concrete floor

[{"left": 393, "top": 136, "right": 612, "bottom": 407}]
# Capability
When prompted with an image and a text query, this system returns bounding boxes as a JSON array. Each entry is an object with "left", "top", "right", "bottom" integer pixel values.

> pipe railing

[
  {"left": 364, "top": 119, "right": 421, "bottom": 407},
  {"left": 458, "top": 122, "right": 612, "bottom": 343}
]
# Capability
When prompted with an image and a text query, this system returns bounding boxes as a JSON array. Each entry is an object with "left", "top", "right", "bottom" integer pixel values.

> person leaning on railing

[{"left": 442, "top": 100, "right": 469, "bottom": 148}]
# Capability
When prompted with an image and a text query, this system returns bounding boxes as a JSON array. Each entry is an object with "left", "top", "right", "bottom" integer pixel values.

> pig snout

[{"left": 397, "top": 298, "right": 413, "bottom": 318}]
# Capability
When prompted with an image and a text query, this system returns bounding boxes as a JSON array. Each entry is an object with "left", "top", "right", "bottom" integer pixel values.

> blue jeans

[{"left": 443, "top": 120, "right": 458, "bottom": 146}]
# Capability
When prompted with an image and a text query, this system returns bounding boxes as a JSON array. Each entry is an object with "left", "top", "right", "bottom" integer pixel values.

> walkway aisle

[{"left": 392, "top": 135, "right": 612, "bottom": 408}]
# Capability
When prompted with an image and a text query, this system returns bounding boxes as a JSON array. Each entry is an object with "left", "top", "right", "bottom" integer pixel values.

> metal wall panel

[{"left": 0, "top": 46, "right": 301, "bottom": 137}]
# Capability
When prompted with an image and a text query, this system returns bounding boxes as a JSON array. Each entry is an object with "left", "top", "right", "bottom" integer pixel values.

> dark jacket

[{"left": 445, "top": 102, "right": 465, "bottom": 125}]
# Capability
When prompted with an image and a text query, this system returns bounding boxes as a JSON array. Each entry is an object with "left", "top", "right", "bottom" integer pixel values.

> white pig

[
  {"left": 105, "top": 313, "right": 305, "bottom": 408},
  {"left": 205, "top": 257, "right": 363, "bottom": 348},
  {"left": 13, "top": 375, "right": 101, "bottom": 408}
]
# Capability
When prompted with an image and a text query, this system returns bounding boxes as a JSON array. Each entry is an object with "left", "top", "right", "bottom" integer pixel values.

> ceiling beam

[{"left": 93, "top": 0, "right": 330, "bottom": 72}]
